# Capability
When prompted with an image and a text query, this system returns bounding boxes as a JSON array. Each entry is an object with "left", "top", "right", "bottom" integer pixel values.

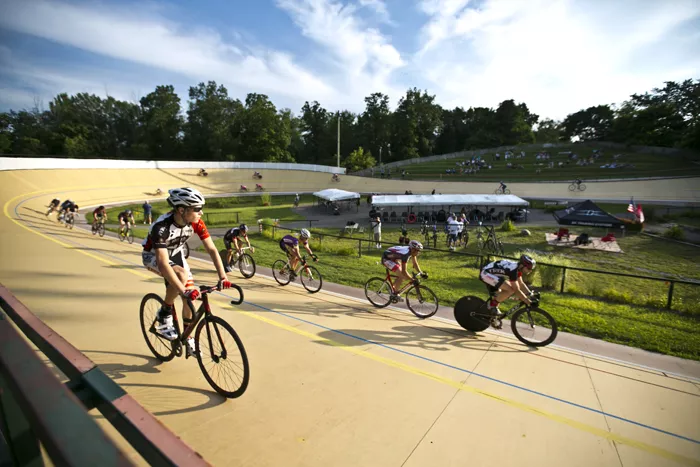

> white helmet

[
  {"left": 167, "top": 188, "right": 205, "bottom": 208},
  {"left": 409, "top": 240, "right": 423, "bottom": 251},
  {"left": 300, "top": 228, "right": 311, "bottom": 239}
]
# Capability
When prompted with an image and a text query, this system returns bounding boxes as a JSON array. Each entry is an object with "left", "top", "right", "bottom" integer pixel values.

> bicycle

[
  {"left": 224, "top": 246, "right": 256, "bottom": 279},
  {"left": 364, "top": 271, "right": 439, "bottom": 319},
  {"left": 568, "top": 182, "right": 586, "bottom": 192},
  {"left": 64, "top": 212, "right": 76, "bottom": 229},
  {"left": 92, "top": 217, "right": 106, "bottom": 237},
  {"left": 119, "top": 224, "right": 134, "bottom": 244},
  {"left": 494, "top": 187, "right": 511, "bottom": 195},
  {"left": 272, "top": 254, "right": 322, "bottom": 293},
  {"left": 452, "top": 291, "right": 558, "bottom": 347},
  {"left": 139, "top": 283, "right": 250, "bottom": 398}
]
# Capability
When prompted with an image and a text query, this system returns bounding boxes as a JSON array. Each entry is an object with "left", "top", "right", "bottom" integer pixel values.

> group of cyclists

[
  {"left": 46, "top": 186, "right": 539, "bottom": 354},
  {"left": 46, "top": 198, "right": 80, "bottom": 224}
]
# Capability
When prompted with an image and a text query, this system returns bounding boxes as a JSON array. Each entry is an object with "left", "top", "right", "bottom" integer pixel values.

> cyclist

[
  {"left": 381, "top": 240, "right": 426, "bottom": 298},
  {"left": 279, "top": 229, "right": 317, "bottom": 279},
  {"left": 479, "top": 254, "right": 536, "bottom": 316},
  {"left": 46, "top": 198, "right": 61, "bottom": 216},
  {"left": 64, "top": 203, "right": 80, "bottom": 224},
  {"left": 498, "top": 181, "right": 507, "bottom": 193},
  {"left": 141, "top": 188, "right": 232, "bottom": 356},
  {"left": 91, "top": 206, "right": 107, "bottom": 233},
  {"left": 117, "top": 209, "right": 135, "bottom": 238},
  {"left": 223, "top": 224, "right": 254, "bottom": 272},
  {"left": 58, "top": 199, "right": 75, "bottom": 222},
  {"left": 573, "top": 178, "right": 583, "bottom": 187}
]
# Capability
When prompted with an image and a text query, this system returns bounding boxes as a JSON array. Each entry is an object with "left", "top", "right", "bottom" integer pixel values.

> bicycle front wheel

[
  {"left": 272, "top": 259, "right": 291, "bottom": 285},
  {"left": 568, "top": 184, "right": 576, "bottom": 191},
  {"left": 405, "top": 285, "right": 439, "bottom": 318},
  {"left": 364, "top": 277, "right": 392, "bottom": 308},
  {"left": 238, "top": 253, "right": 256, "bottom": 278},
  {"left": 127, "top": 229, "right": 134, "bottom": 244},
  {"left": 510, "top": 307, "right": 558, "bottom": 347},
  {"left": 300, "top": 265, "right": 322, "bottom": 293},
  {"left": 139, "top": 294, "right": 176, "bottom": 362},
  {"left": 98, "top": 223, "right": 105, "bottom": 237},
  {"left": 195, "top": 315, "right": 249, "bottom": 398},
  {"left": 579, "top": 183, "right": 586, "bottom": 192},
  {"left": 183, "top": 242, "right": 190, "bottom": 259}
]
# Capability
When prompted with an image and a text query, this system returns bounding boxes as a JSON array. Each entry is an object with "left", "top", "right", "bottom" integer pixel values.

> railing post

[
  {"left": 560, "top": 267, "right": 567, "bottom": 293},
  {"left": 667, "top": 281, "right": 674, "bottom": 309},
  {"left": 0, "top": 374, "right": 43, "bottom": 466},
  {"left": 358, "top": 239, "right": 362, "bottom": 258}
]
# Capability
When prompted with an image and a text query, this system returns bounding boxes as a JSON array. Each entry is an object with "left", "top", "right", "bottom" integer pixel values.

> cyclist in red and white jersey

[
  {"left": 142, "top": 187, "right": 232, "bottom": 356},
  {"left": 381, "top": 240, "right": 426, "bottom": 295}
]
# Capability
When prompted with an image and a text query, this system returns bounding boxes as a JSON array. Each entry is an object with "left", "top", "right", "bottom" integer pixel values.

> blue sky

[{"left": 1, "top": 0, "right": 699, "bottom": 120}]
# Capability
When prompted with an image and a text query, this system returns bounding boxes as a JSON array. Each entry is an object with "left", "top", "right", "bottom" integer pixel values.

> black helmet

[
  {"left": 519, "top": 254, "right": 536, "bottom": 270},
  {"left": 239, "top": 224, "right": 248, "bottom": 232}
]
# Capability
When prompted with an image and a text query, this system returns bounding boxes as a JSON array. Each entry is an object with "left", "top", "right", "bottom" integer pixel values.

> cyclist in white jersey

[{"left": 381, "top": 240, "right": 426, "bottom": 295}]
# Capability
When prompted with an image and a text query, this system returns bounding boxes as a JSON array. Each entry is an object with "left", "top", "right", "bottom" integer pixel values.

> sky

[{"left": 0, "top": 0, "right": 699, "bottom": 121}]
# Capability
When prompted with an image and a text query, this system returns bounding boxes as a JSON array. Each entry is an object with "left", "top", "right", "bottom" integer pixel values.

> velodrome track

[{"left": 1, "top": 167, "right": 699, "bottom": 466}]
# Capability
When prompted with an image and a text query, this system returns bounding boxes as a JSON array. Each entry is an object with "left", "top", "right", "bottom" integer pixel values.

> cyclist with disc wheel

[
  {"left": 381, "top": 240, "right": 426, "bottom": 300},
  {"left": 141, "top": 188, "right": 233, "bottom": 357},
  {"left": 91, "top": 205, "right": 107, "bottom": 233},
  {"left": 223, "top": 224, "right": 254, "bottom": 273},
  {"left": 279, "top": 229, "right": 316, "bottom": 279},
  {"left": 479, "top": 255, "right": 536, "bottom": 317}
]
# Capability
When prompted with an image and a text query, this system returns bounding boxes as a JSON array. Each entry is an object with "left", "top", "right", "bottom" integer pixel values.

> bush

[
  {"left": 663, "top": 225, "right": 685, "bottom": 240},
  {"left": 517, "top": 250, "right": 571, "bottom": 290},
  {"left": 206, "top": 197, "right": 238, "bottom": 209},
  {"left": 500, "top": 219, "right": 516, "bottom": 232},
  {"left": 602, "top": 288, "right": 633, "bottom": 304},
  {"left": 260, "top": 193, "right": 272, "bottom": 206}
]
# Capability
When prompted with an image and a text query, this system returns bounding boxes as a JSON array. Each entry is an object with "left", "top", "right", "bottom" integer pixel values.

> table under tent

[
  {"left": 369, "top": 194, "right": 530, "bottom": 225},
  {"left": 312, "top": 189, "right": 360, "bottom": 215}
]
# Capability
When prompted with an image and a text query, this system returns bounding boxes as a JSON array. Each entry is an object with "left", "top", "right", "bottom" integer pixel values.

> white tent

[
  {"left": 313, "top": 188, "right": 360, "bottom": 202},
  {"left": 371, "top": 194, "right": 528, "bottom": 207}
]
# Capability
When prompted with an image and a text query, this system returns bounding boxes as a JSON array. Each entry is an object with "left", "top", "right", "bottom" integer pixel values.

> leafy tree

[
  {"left": 344, "top": 146, "right": 376, "bottom": 172},
  {"left": 534, "top": 118, "right": 564, "bottom": 143},
  {"left": 139, "top": 85, "right": 184, "bottom": 160},
  {"left": 357, "top": 92, "right": 392, "bottom": 163},
  {"left": 237, "top": 93, "right": 292, "bottom": 162},
  {"left": 561, "top": 105, "right": 615, "bottom": 141}
]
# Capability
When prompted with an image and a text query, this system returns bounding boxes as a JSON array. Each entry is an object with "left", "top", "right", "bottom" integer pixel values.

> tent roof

[
  {"left": 553, "top": 200, "right": 624, "bottom": 228},
  {"left": 313, "top": 188, "right": 360, "bottom": 201},
  {"left": 370, "top": 194, "right": 529, "bottom": 207}
]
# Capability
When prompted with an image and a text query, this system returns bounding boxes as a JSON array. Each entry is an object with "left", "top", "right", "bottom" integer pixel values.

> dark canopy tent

[{"left": 553, "top": 200, "right": 624, "bottom": 228}]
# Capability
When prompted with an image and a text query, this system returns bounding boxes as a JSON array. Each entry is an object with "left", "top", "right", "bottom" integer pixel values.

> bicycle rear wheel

[
  {"left": 364, "top": 277, "right": 392, "bottom": 308},
  {"left": 139, "top": 294, "right": 177, "bottom": 362},
  {"left": 183, "top": 242, "right": 190, "bottom": 259},
  {"left": 510, "top": 307, "right": 558, "bottom": 347},
  {"left": 98, "top": 223, "right": 105, "bottom": 237},
  {"left": 127, "top": 229, "right": 134, "bottom": 244},
  {"left": 568, "top": 184, "right": 576, "bottom": 191},
  {"left": 272, "top": 259, "right": 291, "bottom": 285},
  {"left": 405, "top": 285, "right": 439, "bottom": 318},
  {"left": 195, "top": 315, "right": 249, "bottom": 398},
  {"left": 300, "top": 265, "right": 322, "bottom": 293},
  {"left": 238, "top": 253, "right": 256, "bottom": 278}
]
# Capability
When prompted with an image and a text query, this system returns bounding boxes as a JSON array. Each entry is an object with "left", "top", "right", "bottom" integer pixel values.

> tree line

[{"left": 1, "top": 78, "right": 697, "bottom": 172}]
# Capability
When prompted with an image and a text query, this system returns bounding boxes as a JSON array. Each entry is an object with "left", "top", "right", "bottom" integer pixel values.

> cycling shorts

[
  {"left": 142, "top": 249, "right": 194, "bottom": 289},
  {"left": 381, "top": 257, "right": 402, "bottom": 272},
  {"left": 479, "top": 271, "right": 506, "bottom": 293}
]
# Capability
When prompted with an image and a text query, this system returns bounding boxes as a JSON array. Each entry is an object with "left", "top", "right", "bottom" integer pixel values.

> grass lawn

[
  {"left": 201, "top": 227, "right": 700, "bottom": 360},
  {"left": 374, "top": 145, "right": 700, "bottom": 182}
]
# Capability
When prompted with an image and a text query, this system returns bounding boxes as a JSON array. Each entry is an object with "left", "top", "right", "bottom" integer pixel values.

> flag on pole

[
  {"left": 636, "top": 204, "right": 645, "bottom": 223},
  {"left": 627, "top": 197, "right": 635, "bottom": 213}
]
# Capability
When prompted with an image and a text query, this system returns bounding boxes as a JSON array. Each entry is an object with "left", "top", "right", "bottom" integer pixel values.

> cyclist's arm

[
  {"left": 400, "top": 261, "right": 412, "bottom": 281},
  {"left": 232, "top": 237, "right": 241, "bottom": 251},
  {"left": 155, "top": 248, "right": 187, "bottom": 294},
  {"left": 244, "top": 236, "right": 252, "bottom": 249},
  {"left": 302, "top": 242, "right": 313, "bottom": 256},
  {"left": 517, "top": 276, "right": 533, "bottom": 297},
  {"left": 509, "top": 278, "right": 532, "bottom": 305},
  {"left": 201, "top": 236, "right": 229, "bottom": 281},
  {"left": 411, "top": 256, "right": 423, "bottom": 275}
]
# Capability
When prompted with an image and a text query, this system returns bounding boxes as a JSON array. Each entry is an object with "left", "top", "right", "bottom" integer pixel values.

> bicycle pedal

[{"left": 490, "top": 318, "right": 503, "bottom": 329}]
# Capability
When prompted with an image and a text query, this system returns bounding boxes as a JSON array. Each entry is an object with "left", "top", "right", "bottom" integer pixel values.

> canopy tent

[
  {"left": 313, "top": 189, "right": 360, "bottom": 202},
  {"left": 370, "top": 194, "right": 529, "bottom": 207},
  {"left": 553, "top": 200, "right": 624, "bottom": 228}
]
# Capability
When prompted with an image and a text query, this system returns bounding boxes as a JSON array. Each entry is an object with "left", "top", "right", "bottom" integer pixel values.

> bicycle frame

[
  {"left": 383, "top": 269, "right": 418, "bottom": 295},
  {"left": 285, "top": 255, "right": 313, "bottom": 275}
]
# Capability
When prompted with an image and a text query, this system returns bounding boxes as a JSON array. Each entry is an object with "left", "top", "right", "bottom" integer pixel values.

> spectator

[
  {"left": 142, "top": 200, "right": 152, "bottom": 224},
  {"left": 371, "top": 216, "right": 382, "bottom": 248}
]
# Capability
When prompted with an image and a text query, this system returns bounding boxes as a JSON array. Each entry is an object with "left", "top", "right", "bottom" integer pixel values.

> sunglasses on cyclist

[{"left": 190, "top": 206, "right": 203, "bottom": 212}]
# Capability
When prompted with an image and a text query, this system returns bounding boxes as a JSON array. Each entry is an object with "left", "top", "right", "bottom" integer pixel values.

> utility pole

[
  {"left": 337, "top": 111, "right": 341, "bottom": 168},
  {"left": 379, "top": 146, "right": 382, "bottom": 165}
]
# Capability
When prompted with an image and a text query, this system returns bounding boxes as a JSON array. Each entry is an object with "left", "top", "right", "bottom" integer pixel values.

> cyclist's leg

[
  {"left": 381, "top": 258, "right": 401, "bottom": 292},
  {"left": 172, "top": 253, "right": 196, "bottom": 322},
  {"left": 224, "top": 238, "right": 233, "bottom": 264}
]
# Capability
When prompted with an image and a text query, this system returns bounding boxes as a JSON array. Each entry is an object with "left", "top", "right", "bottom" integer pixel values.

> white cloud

[
  {"left": 358, "top": 0, "right": 393, "bottom": 25},
  {"left": 274, "top": 0, "right": 406, "bottom": 108},
  {"left": 0, "top": 0, "right": 335, "bottom": 108},
  {"left": 414, "top": 0, "right": 700, "bottom": 119}
]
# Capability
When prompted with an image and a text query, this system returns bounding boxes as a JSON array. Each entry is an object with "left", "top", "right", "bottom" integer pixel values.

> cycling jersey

[
  {"left": 118, "top": 211, "right": 132, "bottom": 221},
  {"left": 60, "top": 200, "right": 74, "bottom": 210},
  {"left": 382, "top": 245, "right": 411, "bottom": 263},
  {"left": 224, "top": 228, "right": 247, "bottom": 242},
  {"left": 481, "top": 259, "right": 520, "bottom": 281},
  {"left": 51, "top": 199, "right": 60, "bottom": 206},
  {"left": 142, "top": 212, "right": 210, "bottom": 257},
  {"left": 279, "top": 234, "right": 307, "bottom": 253},
  {"left": 93, "top": 208, "right": 105, "bottom": 217}
]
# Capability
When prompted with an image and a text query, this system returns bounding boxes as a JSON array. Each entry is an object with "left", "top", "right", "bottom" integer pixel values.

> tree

[
  {"left": 140, "top": 85, "right": 184, "bottom": 160},
  {"left": 358, "top": 92, "right": 392, "bottom": 164},
  {"left": 561, "top": 105, "right": 614, "bottom": 141},
  {"left": 494, "top": 99, "right": 538, "bottom": 145},
  {"left": 534, "top": 118, "right": 564, "bottom": 143},
  {"left": 391, "top": 88, "right": 442, "bottom": 161},
  {"left": 300, "top": 101, "right": 333, "bottom": 164},
  {"left": 344, "top": 146, "right": 376, "bottom": 172},
  {"left": 434, "top": 107, "right": 469, "bottom": 154},
  {"left": 237, "top": 93, "right": 292, "bottom": 162}
]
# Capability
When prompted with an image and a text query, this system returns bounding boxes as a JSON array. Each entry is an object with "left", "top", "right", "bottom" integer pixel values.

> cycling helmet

[
  {"left": 126, "top": 209, "right": 132, "bottom": 214},
  {"left": 300, "top": 228, "right": 311, "bottom": 239},
  {"left": 239, "top": 224, "right": 248, "bottom": 232},
  {"left": 167, "top": 188, "right": 205, "bottom": 208},
  {"left": 409, "top": 240, "right": 423, "bottom": 251},
  {"left": 519, "top": 254, "right": 536, "bottom": 269},
  {"left": 98, "top": 205, "right": 104, "bottom": 210}
]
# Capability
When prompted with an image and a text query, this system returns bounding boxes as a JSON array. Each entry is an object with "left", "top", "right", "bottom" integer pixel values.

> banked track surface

[{"left": 1, "top": 168, "right": 699, "bottom": 467}]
